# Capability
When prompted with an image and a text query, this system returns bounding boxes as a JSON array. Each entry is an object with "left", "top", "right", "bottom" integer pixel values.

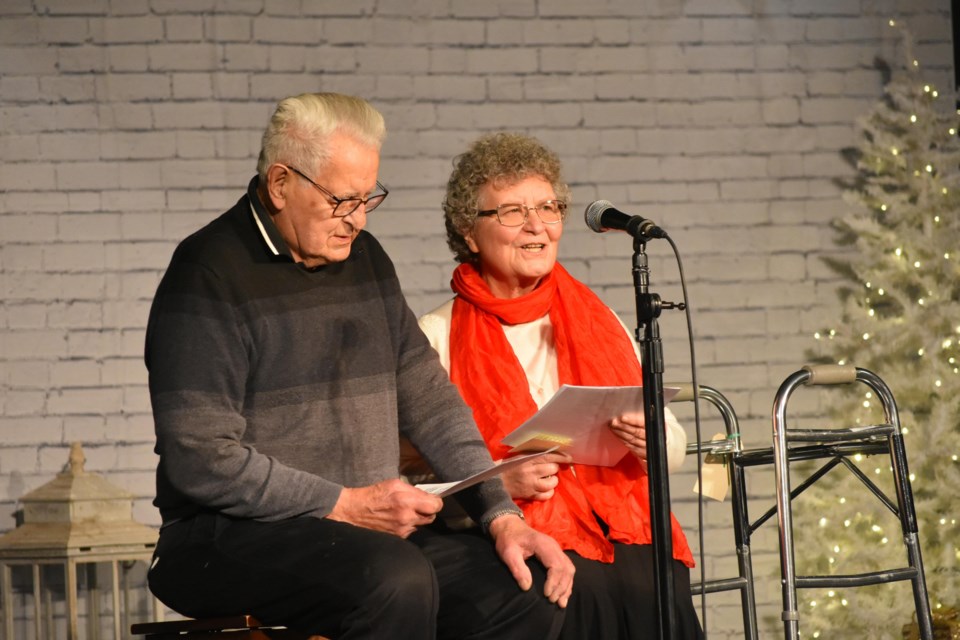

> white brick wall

[{"left": 0, "top": 1, "right": 953, "bottom": 636}]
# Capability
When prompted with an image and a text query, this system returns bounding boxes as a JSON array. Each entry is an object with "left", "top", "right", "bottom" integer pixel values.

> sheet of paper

[
  {"left": 416, "top": 447, "right": 559, "bottom": 498},
  {"left": 500, "top": 384, "right": 679, "bottom": 467}
]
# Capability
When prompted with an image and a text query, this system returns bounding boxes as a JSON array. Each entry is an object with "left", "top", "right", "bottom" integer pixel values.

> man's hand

[
  {"left": 487, "top": 514, "right": 574, "bottom": 608},
  {"left": 499, "top": 452, "right": 573, "bottom": 501},
  {"left": 328, "top": 479, "right": 443, "bottom": 538}
]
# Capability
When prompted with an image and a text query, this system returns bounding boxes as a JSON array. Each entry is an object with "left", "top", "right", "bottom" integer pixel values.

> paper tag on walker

[{"left": 692, "top": 433, "right": 730, "bottom": 502}]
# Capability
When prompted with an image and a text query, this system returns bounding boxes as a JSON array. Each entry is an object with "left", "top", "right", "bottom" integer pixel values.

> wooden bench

[{"left": 131, "top": 615, "right": 329, "bottom": 639}]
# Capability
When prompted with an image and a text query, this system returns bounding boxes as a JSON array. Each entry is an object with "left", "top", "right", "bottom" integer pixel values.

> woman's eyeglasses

[{"left": 476, "top": 200, "right": 567, "bottom": 227}]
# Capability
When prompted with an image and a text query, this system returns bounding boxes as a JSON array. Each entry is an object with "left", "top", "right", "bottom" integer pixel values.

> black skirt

[{"left": 560, "top": 542, "right": 704, "bottom": 640}]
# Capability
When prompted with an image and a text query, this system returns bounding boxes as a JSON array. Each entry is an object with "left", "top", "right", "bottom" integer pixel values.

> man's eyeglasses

[
  {"left": 288, "top": 166, "right": 389, "bottom": 217},
  {"left": 476, "top": 200, "right": 567, "bottom": 227}
]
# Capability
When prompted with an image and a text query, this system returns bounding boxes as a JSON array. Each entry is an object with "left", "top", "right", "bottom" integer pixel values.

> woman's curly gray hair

[{"left": 443, "top": 132, "right": 571, "bottom": 264}]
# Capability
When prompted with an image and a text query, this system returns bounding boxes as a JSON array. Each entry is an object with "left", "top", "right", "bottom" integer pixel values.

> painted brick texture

[{"left": 0, "top": 1, "right": 953, "bottom": 636}]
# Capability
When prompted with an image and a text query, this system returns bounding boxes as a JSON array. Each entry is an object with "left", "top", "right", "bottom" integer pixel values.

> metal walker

[
  {"left": 769, "top": 364, "right": 932, "bottom": 640},
  {"left": 674, "top": 383, "right": 759, "bottom": 640}
]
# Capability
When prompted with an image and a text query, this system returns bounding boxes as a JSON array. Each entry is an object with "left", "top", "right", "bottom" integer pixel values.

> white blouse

[{"left": 418, "top": 298, "right": 687, "bottom": 472}]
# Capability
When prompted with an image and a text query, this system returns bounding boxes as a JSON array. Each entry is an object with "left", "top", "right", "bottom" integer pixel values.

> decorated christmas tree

[{"left": 795, "top": 23, "right": 960, "bottom": 638}]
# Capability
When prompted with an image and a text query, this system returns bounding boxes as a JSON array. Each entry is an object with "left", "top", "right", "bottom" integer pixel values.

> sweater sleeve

[{"left": 372, "top": 257, "right": 518, "bottom": 525}]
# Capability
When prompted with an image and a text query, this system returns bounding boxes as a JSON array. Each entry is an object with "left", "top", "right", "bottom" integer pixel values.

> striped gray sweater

[{"left": 145, "top": 178, "right": 513, "bottom": 527}]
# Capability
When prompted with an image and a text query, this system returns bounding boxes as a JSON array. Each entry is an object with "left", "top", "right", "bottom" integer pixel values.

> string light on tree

[{"left": 800, "top": 19, "right": 960, "bottom": 637}]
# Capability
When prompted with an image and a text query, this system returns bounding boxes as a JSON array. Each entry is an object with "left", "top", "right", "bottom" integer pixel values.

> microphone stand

[{"left": 632, "top": 235, "right": 683, "bottom": 640}]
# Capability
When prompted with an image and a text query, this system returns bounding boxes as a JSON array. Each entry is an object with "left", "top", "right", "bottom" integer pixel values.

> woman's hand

[
  {"left": 611, "top": 409, "right": 688, "bottom": 472},
  {"left": 609, "top": 411, "right": 650, "bottom": 468},
  {"left": 499, "top": 451, "right": 573, "bottom": 501}
]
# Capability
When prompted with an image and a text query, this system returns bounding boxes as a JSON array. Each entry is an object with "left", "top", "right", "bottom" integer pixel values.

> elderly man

[{"left": 144, "top": 93, "right": 573, "bottom": 640}]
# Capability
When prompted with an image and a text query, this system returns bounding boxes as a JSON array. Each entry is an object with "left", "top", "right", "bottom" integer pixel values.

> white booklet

[
  {"left": 416, "top": 447, "right": 559, "bottom": 497},
  {"left": 500, "top": 384, "right": 679, "bottom": 467}
]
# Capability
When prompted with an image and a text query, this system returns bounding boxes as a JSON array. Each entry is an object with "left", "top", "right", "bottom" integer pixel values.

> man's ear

[{"left": 264, "top": 164, "right": 292, "bottom": 212}]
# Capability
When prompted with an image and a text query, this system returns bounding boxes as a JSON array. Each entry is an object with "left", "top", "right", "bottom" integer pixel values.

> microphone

[{"left": 584, "top": 200, "right": 667, "bottom": 239}]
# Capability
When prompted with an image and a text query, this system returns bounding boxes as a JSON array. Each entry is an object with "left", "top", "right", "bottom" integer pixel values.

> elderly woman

[{"left": 416, "top": 132, "right": 702, "bottom": 639}]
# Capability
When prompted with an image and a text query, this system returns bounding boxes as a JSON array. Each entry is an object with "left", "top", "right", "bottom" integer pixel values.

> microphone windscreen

[{"left": 584, "top": 200, "right": 613, "bottom": 233}]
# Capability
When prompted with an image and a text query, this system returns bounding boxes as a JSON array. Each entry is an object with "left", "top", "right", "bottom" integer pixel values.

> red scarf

[{"left": 449, "top": 262, "right": 693, "bottom": 566}]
